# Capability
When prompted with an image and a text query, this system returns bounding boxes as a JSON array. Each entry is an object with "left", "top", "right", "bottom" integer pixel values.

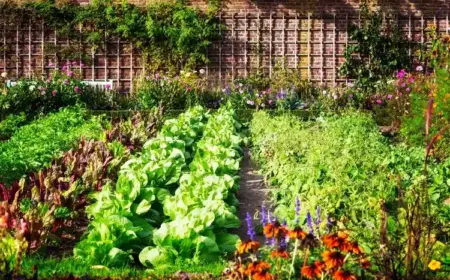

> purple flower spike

[
  {"left": 261, "top": 204, "right": 267, "bottom": 226},
  {"left": 246, "top": 212, "right": 256, "bottom": 241},
  {"left": 295, "top": 196, "right": 301, "bottom": 224},
  {"left": 306, "top": 211, "right": 314, "bottom": 235},
  {"left": 315, "top": 206, "right": 321, "bottom": 226}
]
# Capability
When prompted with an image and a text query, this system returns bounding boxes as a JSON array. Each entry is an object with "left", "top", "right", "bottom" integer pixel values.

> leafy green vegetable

[
  {"left": 142, "top": 105, "right": 243, "bottom": 267},
  {"left": 0, "top": 107, "right": 102, "bottom": 184},
  {"left": 74, "top": 106, "right": 209, "bottom": 266}
]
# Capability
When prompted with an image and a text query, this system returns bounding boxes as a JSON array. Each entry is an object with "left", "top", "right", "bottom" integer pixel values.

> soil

[{"left": 232, "top": 148, "right": 270, "bottom": 243}]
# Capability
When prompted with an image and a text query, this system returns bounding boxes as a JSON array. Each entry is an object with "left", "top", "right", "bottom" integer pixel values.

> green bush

[
  {"left": 0, "top": 107, "right": 102, "bottom": 184},
  {"left": 0, "top": 113, "right": 26, "bottom": 141}
]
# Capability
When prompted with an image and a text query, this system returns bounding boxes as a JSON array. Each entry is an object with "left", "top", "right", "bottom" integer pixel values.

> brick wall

[{"left": 1, "top": 1, "right": 450, "bottom": 90}]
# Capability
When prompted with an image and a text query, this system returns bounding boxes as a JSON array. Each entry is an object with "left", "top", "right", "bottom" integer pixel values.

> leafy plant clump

[
  {"left": 74, "top": 106, "right": 209, "bottom": 267},
  {"left": 339, "top": 3, "right": 411, "bottom": 94},
  {"left": 141, "top": 105, "right": 244, "bottom": 267},
  {"left": 0, "top": 107, "right": 103, "bottom": 184}
]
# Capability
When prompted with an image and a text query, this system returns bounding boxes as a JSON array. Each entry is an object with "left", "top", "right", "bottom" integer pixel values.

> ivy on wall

[{"left": 0, "top": 0, "right": 221, "bottom": 72}]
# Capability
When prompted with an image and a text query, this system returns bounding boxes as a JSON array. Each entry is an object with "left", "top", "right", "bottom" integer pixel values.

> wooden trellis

[{"left": 0, "top": 11, "right": 449, "bottom": 91}]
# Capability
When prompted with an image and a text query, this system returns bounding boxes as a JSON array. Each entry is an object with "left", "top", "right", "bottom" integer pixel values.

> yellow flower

[{"left": 428, "top": 260, "right": 441, "bottom": 271}]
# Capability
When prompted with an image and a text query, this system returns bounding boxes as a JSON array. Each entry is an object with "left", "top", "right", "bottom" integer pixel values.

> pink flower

[
  {"left": 19, "top": 219, "right": 28, "bottom": 234},
  {"left": 416, "top": 65, "right": 423, "bottom": 72},
  {"left": 52, "top": 90, "right": 57, "bottom": 96},
  {"left": 67, "top": 71, "right": 73, "bottom": 77},
  {"left": 105, "top": 84, "right": 111, "bottom": 90},
  {"left": 387, "top": 94, "right": 393, "bottom": 99},
  {"left": 63, "top": 79, "right": 69, "bottom": 85},
  {"left": 406, "top": 88, "right": 410, "bottom": 92},
  {"left": 408, "top": 76, "right": 415, "bottom": 83},
  {"left": 348, "top": 94, "right": 353, "bottom": 99},
  {"left": 397, "top": 69, "right": 406, "bottom": 79},
  {"left": 74, "top": 86, "right": 81, "bottom": 94},
  {"left": 40, "top": 90, "right": 46, "bottom": 95},
  {"left": 376, "top": 99, "right": 383, "bottom": 104},
  {"left": 401, "top": 83, "right": 406, "bottom": 88}
]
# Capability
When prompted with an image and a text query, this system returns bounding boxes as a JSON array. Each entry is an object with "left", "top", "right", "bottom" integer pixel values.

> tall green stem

[{"left": 288, "top": 238, "right": 299, "bottom": 280}]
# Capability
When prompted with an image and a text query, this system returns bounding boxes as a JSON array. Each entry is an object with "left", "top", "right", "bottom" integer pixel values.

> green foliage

[
  {"left": 251, "top": 111, "right": 392, "bottom": 248},
  {"left": 7, "top": 0, "right": 221, "bottom": 71},
  {"left": 74, "top": 106, "right": 209, "bottom": 266},
  {"left": 143, "top": 105, "right": 243, "bottom": 267},
  {"left": 339, "top": 3, "right": 411, "bottom": 93},
  {"left": 0, "top": 113, "right": 26, "bottom": 141},
  {"left": 20, "top": 255, "right": 226, "bottom": 279},
  {"left": 250, "top": 110, "right": 450, "bottom": 259},
  {"left": 0, "top": 107, "right": 102, "bottom": 184}
]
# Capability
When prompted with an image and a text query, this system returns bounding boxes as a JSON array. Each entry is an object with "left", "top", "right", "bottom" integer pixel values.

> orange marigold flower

[
  {"left": 301, "top": 261, "right": 324, "bottom": 279},
  {"left": 238, "top": 240, "right": 260, "bottom": 255},
  {"left": 288, "top": 226, "right": 307, "bottom": 240},
  {"left": 322, "top": 251, "right": 345, "bottom": 269},
  {"left": 332, "top": 270, "right": 357, "bottom": 280},
  {"left": 263, "top": 221, "right": 288, "bottom": 238},
  {"left": 360, "top": 258, "right": 370, "bottom": 269},
  {"left": 245, "top": 261, "right": 271, "bottom": 276},
  {"left": 270, "top": 249, "right": 290, "bottom": 259},
  {"left": 252, "top": 270, "right": 274, "bottom": 280}
]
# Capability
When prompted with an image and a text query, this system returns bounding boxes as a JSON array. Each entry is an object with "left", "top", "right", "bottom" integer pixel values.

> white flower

[
  {"left": 1, "top": 72, "right": 7, "bottom": 78},
  {"left": 192, "top": 70, "right": 197, "bottom": 74},
  {"left": 333, "top": 94, "right": 338, "bottom": 100},
  {"left": 29, "top": 85, "right": 35, "bottom": 91},
  {"left": 322, "top": 90, "right": 327, "bottom": 96},
  {"left": 239, "top": 83, "right": 243, "bottom": 87},
  {"left": 186, "top": 72, "right": 191, "bottom": 77},
  {"left": 180, "top": 70, "right": 185, "bottom": 75},
  {"left": 199, "top": 69, "right": 206, "bottom": 75},
  {"left": 416, "top": 65, "right": 423, "bottom": 72}
]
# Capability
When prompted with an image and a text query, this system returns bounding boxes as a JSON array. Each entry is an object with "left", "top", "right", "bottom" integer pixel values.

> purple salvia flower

[
  {"left": 245, "top": 212, "right": 256, "bottom": 241},
  {"left": 306, "top": 211, "right": 314, "bottom": 235},
  {"left": 315, "top": 206, "right": 321, "bottom": 226},
  {"left": 261, "top": 204, "right": 267, "bottom": 226},
  {"left": 295, "top": 196, "right": 301, "bottom": 224}
]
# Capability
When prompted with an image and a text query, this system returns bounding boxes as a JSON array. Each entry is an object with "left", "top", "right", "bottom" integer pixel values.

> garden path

[{"left": 233, "top": 148, "right": 270, "bottom": 243}]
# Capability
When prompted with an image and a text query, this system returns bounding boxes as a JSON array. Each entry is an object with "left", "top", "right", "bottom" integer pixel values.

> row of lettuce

[
  {"left": 73, "top": 105, "right": 243, "bottom": 267},
  {"left": 250, "top": 111, "right": 449, "bottom": 259}
]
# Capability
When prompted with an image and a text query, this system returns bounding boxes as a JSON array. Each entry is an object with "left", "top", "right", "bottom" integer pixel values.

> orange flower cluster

[
  {"left": 300, "top": 232, "right": 370, "bottom": 280},
  {"left": 245, "top": 261, "right": 274, "bottom": 280},
  {"left": 237, "top": 240, "right": 260, "bottom": 255},
  {"left": 263, "top": 221, "right": 288, "bottom": 239}
]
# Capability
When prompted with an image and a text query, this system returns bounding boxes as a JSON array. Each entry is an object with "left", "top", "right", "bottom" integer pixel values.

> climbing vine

[{"left": 0, "top": 0, "right": 221, "bottom": 71}]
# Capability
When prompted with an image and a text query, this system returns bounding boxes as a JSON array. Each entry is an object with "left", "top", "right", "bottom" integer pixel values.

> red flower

[
  {"left": 301, "top": 261, "right": 324, "bottom": 279},
  {"left": 332, "top": 270, "right": 357, "bottom": 280},
  {"left": 322, "top": 251, "right": 345, "bottom": 269},
  {"left": 263, "top": 221, "right": 288, "bottom": 239},
  {"left": 322, "top": 232, "right": 349, "bottom": 250},
  {"left": 270, "top": 248, "right": 290, "bottom": 259},
  {"left": 288, "top": 226, "right": 307, "bottom": 240},
  {"left": 238, "top": 240, "right": 260, "bottom": 255}
]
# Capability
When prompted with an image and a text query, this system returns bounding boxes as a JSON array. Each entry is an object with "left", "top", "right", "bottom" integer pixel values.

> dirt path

[{"left": 233, "top": 148, "right": 270, "bottom": 242}]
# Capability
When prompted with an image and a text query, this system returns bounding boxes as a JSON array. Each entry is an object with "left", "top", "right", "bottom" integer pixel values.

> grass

[{"left": 20, "top": 256, "right": 227, "bottom": 279}]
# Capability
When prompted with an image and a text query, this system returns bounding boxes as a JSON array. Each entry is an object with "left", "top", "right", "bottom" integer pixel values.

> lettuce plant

[
  {"left": 140, "top": 105, "right": 244, "bottom": 267},
  {"left": 74, "top": 106, "right": 209, "bottom": 266}
]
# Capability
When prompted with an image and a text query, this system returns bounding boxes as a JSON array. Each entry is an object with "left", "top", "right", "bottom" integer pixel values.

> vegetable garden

[{"left": 0, "top": 1, "right": 449, "bottom": 279}]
